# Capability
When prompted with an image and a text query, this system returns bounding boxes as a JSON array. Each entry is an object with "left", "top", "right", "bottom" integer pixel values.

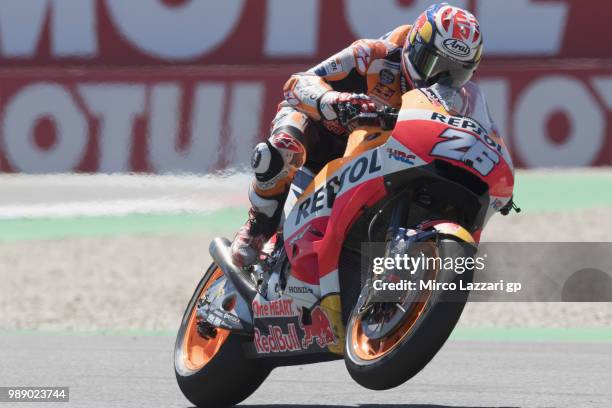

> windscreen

[{"left": 428, "top": 81, "right": 497, "bottom": 135}]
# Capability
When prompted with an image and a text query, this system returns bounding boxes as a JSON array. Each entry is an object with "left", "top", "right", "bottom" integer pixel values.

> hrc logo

[{"left": 386, "top": 148, "right": 415, "bottom": 165}]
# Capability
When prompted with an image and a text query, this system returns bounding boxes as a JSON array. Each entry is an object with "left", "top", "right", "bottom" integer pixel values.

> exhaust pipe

[{"left": 209, "top": 237, "right": 258, "bottom": 303}]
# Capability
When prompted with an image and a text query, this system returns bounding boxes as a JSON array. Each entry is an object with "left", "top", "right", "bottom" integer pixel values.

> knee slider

[{"left": 269, "top": 132, "right": 306, "bottom": 169}]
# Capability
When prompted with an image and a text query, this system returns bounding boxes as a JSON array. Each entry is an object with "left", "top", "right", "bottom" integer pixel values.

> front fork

[
  {"left": 365, "top": 193, "right": 452, "bottom": 303},
  {"left": 384, "top": 193, "right": 410, "bottom": 242},
  {"left": 357, "top": 196, "right": 434, "bottom": 338},
  {"left": 359, "top": 196, "right": 413, "bottom": 309}
]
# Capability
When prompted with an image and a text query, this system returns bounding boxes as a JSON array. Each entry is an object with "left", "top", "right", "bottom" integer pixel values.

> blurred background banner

[{"left": 0, "top": 0, "right": 611, "bottom": 173}]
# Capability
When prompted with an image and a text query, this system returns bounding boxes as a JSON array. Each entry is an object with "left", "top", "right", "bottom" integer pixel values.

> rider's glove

[{"left": 318, "top": 92, "right": 376, "bottom": 121}]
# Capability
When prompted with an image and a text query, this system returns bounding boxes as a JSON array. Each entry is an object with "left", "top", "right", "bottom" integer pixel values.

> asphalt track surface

[{"left": 0, "top": 335, "right": 610, "bottom": 408}]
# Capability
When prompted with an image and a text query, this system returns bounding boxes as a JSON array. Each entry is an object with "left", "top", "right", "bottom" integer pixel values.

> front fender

[{"left": 419, "top": 220, "right": 476, "bottom": 245}]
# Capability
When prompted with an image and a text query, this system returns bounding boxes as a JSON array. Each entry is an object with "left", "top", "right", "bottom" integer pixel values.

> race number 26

[{"left": 430, "top": 128, "right": 500, "bottom": 176}]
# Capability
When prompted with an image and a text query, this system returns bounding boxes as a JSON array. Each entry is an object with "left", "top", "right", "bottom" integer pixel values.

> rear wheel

[
  {"left": 174, "top": 263, "right": 269, "bottom": 407},
  {"left": 344, "top": 237, "right": 473, "bottom": 390}
]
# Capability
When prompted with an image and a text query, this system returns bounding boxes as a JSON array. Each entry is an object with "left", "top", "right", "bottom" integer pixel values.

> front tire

[
  {"left": 174, "top": 263, "right": 270, "bottom": 407},
  {"left": 344, "top": 238, "right": 473, "bottom": 390}
]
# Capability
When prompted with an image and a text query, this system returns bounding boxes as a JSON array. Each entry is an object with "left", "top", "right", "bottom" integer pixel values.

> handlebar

[{"left": 337, "top": 102, "right": 399, "bottom": 131}]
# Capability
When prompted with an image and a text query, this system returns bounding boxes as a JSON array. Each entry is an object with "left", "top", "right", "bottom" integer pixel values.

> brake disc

[{"left": 360, "top": 246, "right": 433, "bottom": 340}]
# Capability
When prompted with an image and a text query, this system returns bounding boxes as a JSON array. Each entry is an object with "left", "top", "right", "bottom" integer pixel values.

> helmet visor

[{"left": 406, "top": 35, "right": 479, "bottom": 88}]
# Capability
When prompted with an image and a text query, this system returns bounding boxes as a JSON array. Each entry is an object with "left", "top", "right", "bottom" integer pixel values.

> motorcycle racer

[{"left": 231, "top": 3, "right": 484, "bottom": 267}]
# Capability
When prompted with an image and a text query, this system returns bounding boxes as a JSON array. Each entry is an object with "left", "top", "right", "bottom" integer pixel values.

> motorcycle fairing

[
  {"left": 242, "top": 129, "right": 424, "bottom": 357},
  {"left": 283, "top": 138, "right": 427, "bottom": 289},
  {"left": 253, "top": 136, "right": 424, "bottom": 357},
  {"left": 244, "top": 83, "right": 514, "bottom": 358},
  {"left": 395, "top": 104, "right": 514, "bottom": 198},
  {"left": 245, "top": 293, "right": 344, "bottom": 358},
  {"left": 393, "top": 87, "right": 514, "bottom": 237}
]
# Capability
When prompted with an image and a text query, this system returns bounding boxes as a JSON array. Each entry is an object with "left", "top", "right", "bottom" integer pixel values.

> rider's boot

[{"left": 231, "top": 186, "right": 284, "bottom": 268}]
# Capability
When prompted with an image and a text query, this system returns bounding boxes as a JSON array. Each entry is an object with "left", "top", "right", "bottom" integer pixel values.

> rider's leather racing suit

[{"left": 232, "top": 25, "right": 414, "bottom": 266}]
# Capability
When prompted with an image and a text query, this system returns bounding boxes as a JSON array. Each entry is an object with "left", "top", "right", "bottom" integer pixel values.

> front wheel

[
  {"left": 174, "top": 263, "right": 270, "bottom": 407},
  {"left": 344, "top": 238, "right": 473, "bottom": 390}
]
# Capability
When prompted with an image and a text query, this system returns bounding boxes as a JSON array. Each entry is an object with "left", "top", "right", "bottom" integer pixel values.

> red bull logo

[
  {"left": 254, "top": 324, "right": 302, "bottom": 354},
  {"left": 300, "top": 306, "right": 337, "bottom": 349}
]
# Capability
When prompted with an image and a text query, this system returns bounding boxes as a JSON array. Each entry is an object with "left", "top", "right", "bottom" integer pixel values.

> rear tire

[
  {"left": 344, "top": 238, "right": 473, "bottom": 390},
  {"left": 174, "top": 263, "right": 270, "bottom": 407}
]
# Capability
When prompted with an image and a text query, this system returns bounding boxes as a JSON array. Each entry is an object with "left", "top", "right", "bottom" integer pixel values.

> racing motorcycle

[{"left": 174, "top": 82, "right": 516, "bottom": 407}]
